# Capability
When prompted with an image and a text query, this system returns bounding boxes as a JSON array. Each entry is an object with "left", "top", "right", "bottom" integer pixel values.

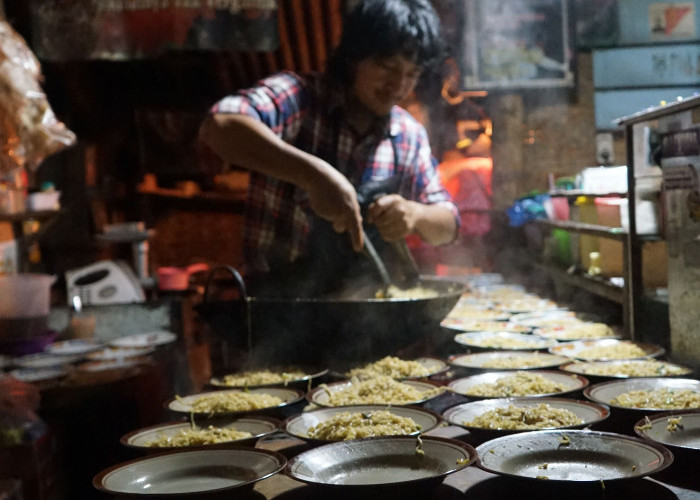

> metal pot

[{"left": 195, "top": 266, "right": 465, "bottom": 369}]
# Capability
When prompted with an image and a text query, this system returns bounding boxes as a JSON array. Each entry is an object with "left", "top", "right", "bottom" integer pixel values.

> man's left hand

[{"left": 367, "top": 194, "right": 418, "bottom": 242}]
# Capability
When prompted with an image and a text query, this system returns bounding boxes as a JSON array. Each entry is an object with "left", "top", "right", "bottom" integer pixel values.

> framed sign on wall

[{"left": 460, "top": 0, "right": 575, "bottom": 90}]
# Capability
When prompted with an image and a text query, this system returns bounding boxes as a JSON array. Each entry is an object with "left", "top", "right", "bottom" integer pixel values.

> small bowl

[
  {"left": 283, "top": 404, "right": 442, "bottom": 444},
  {"left": 448, "top": 370, "right": 589, "bottom": 399},
  {"left": 584, "top": 378, "right": 700, "bottom": 434},
  {"left": 549, "top": 339, "right": 665, "bottom": 361},
  {"left": 285, "top": 435, "right": 476, "bottom": 495},
  {"left": 448, "top": 351, "right": 570, "bottom": 372},
  {"left": 442, "top": 397, "right": 609, "bottom": 444},
  {"left": 454, "top": 331, "right": 559, "bottom": 351},
  {"left": 45, "top": 339, "right": 104, "bottom": 356},
  {"left": 121, "top": 415, "right": 280, "bottom": 451},
  {"left": 93, "top": 447, "right": 286, "bottom": 496},
  {"left": 475, "top": 429, "right": 673, "bottom": 482},
  {"left": 168, "top": 387, "right": 304, "bottom": 417},
  {"left": 560, "top": 359, "right": 694, "bottom": 384},
  {"left": 307, "top": 378, "right": 442, "bottom": 407}
]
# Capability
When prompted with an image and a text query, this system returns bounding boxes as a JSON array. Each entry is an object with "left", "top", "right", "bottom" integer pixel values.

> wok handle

[
  {"left": 202, "top": 265, "right": 248, "bottom": 303},
  {"left": 202, "top": 266, "right": 253, "bottom": 353}
]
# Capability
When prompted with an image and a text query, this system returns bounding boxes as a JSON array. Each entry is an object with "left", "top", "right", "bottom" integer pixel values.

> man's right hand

[{"left": 306, "top": 162, "right": 364, "bottom": 252}]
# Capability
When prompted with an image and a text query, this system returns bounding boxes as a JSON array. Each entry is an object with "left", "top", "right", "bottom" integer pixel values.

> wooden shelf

[
  {"left": 0, "top": 209, "right": 61, "bottom": 223},
  {"left": 138, "top": 187, "right": 247, "bottom": 212},
  {"left": 533, "top": 218, "right": 627, "bottom": 240}
]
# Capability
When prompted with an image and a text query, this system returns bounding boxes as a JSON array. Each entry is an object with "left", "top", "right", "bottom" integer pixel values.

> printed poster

[{"left": 649, "top": 2, "right": 696, "bottom": 39}]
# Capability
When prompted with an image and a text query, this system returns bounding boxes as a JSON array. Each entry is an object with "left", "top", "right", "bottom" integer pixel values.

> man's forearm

[{"left": 412, "top": 202, "right": 458, "bottom": 245}]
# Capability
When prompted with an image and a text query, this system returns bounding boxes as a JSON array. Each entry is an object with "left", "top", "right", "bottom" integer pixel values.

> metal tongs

[
  {"left": 356, "top": 178, "right": 421, "bottom": 290},
  {"left": 362, "top": 229, "right": 392, "bottom": 297}
]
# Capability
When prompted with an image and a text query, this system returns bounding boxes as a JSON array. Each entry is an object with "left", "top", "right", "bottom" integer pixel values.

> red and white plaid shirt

[{"left": 211, "top": 71, "right": 458, "bottom": 273}]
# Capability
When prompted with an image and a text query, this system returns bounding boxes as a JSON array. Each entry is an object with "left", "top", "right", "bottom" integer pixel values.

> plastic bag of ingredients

[{"left": 0, "top": 20, "right": 76, "bottom": 176}]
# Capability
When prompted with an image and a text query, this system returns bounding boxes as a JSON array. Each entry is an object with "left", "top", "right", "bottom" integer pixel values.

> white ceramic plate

[
  {"left": 93, "top": 448, "right": 286, "bottom": 495},
  {"left": 77, "top": 358, "right": 148, "bottom": 372},
  {"left": 440, "top": 318, "right": 531, "bottom": 333},
  {"left": 454, "top": 331, "right": 559, "bottom": 351},
  {"left": 449, "top": 351, "right": 570, "bottom": 371},
  {"left": 634, "top": 409, "right": 700, "bottom": 453},
  {"left": 342, "top": 357, "right": 448, "bottom": 380},
  {"left": 13, "top": 352, "right": 82, "bottom": 369},
  {"left": 110, "top": 330, "right": 177, "bottom": 348},
  {"left": 283, "top": 404, "right": 441, "bottom": 443},
  {"left": 476, "top": 429, "right": 673, "bottom": 482},
  {"left": 307, "top": 379, "right": 442, "bottom": 407},
  {"left": 549, "top": 339, "right": 665, "bottom": 361},
  {"left": 121, "top": 416, "right": 280, "bottom": 450},
  {"left": 209, "top": 365, "right": 328, "bottom": 389},
  {"left": 10, "top": 367, "right": 68, "bottom": 383},
  {"left": 559, "top": 359, "right": 694, "bottom": 380},
  {"left": 168, "top": 387, "right": 304, "bottom": 416},
  {"left": 448, "top": 370, "right": 588, "bottom": 399},
  {"left": 285, "top": 436, "right": 476, "bottom": 487},
  {"left": 442, "top": 397, "right": 609, "bottom": 437},
  {"left": 584, "top": 377, "right": 700, "bottom": 411},
  {"left": 45, "top": 339, "right": 103, "bottom": 356},
  {"left": 87, "top": 346, "right": 155, "bottom": 361}
]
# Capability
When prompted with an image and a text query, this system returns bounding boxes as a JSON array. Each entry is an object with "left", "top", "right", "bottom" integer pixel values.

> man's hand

[
  {"left": 306, "top": 163, "right": 364, "bottom": 252},
  {"left": 367, "top": 194, "right": 417, "bottom": 242}
]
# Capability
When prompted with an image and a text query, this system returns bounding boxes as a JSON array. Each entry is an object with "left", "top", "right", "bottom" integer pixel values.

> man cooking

[{"left": 198, "top": 0, "right": 459, "bottom": 297}]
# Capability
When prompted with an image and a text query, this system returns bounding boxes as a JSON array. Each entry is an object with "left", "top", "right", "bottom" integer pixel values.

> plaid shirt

[{"left": 211, "top": 71, "right": 458, "bottom": 273}]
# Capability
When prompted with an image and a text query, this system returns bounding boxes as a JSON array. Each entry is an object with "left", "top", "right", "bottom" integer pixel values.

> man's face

[{"left": 350, "top": 55, "right": 423, "bottom": 117}]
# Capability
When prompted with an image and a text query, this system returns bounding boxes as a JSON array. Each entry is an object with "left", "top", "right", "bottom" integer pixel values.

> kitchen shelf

[
  {"left": 533, "top": 218, "right": 627, "bottom": 240},
  {"left": 531, "top": 262, "right": 625, "bottom": 304}
]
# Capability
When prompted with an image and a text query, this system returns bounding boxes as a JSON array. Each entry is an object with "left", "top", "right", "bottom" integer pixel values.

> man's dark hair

[{"left": 327, "top": 0, "right": 445, "bottom": 88}]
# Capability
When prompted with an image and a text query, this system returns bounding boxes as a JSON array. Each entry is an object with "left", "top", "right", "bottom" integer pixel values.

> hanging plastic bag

[{"left": 0, "top": 20, "right": 76, "bottom": 176}]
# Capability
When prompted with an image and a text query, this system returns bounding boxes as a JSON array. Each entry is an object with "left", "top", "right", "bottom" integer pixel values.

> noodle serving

[
  {"left": 463, "top": 403, "right": 582, "bottom": 430},
  {"left": 464, "top": 372, "right": 567, "bottom": 397},
  {"left": 346, "top": 356, "right": 430, "bottom": 379},
  {"left": 146, "top": 425, "right": 253, "bottom": 447},
  {"left": 188, "top": 391, "right": 284, "bottom": 413},
  {"left": 609, "top": 388, "right": 700, "bottom": 410},
  {"left": 307, "top": 410, "right": 421, "bottom": 441}
]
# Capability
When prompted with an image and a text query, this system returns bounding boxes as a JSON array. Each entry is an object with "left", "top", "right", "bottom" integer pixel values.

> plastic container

[
  {"left": 574, "top": 196, "right": 599, "bottom": 270},
  {"left": 0, "top": 274, "right": 56, "bottom": 340},
  {"left": 594, "top": 198, "right": 667, "bottom": 288}
]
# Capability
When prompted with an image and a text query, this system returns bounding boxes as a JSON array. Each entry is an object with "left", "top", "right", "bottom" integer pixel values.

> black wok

[{"left": 195, "top": 266, "right": 465, "bottom": 370}]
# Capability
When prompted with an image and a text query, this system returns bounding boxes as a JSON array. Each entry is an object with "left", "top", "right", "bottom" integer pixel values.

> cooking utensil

[
  {"left": 285, "top": 435, "right": 477, "bottom": 492},
  {"left": 194, "top": 266, "right": 465, "bottom": 369},
  {"left": 356, "top": 177, "right": 420, "bottom": 286},
  {"left": 93, "top": 448, "right": 286, "bottom": 496},
  {"left": 362, "top": 229, "right": 391, "bottom": 294},
  {"left": 476, "top": 429, "right": 673, "bottom": 482},
  {"left": 283, "top": 404, "right": 442, "bottom": 443}
]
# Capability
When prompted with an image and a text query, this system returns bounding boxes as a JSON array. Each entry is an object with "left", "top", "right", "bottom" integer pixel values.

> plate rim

[
  {"left": 93, "top": 446, "right": 287, "bottom": 495},
  {"left": 453, "top": 331, "right": 559, "bottom": 350},
  {"left": 110, "top": 330, "right": 177, "bottom": 348},
  {"left": 475, "top": 428, "right": 674, "bottom": 482},
  {"left": 633, "top": 408, "right": 700, "bottom": 452},
  {"left": 441, "top": 396, "right": 610, "bottom": 433},
  {"left": 120, "top": 415, "right": 282, "bottom": 450},
  {"left": 447, "top": 369, "right": 590, "bottom": 399},
  {"left": 548, "top": 339, "right": 665, "bottom": 360},
  {"left": 583, "top": 377, "right": 700, "bottom": 411},
  {"left": 167, "top": 386, "right": 305, "bottom": 416},
  {"left": 209, "top": 366, "right": 329, "bottom": 389},
  {"left": 306, "top": 378, "right": 442, "bottom": 407},
  {"left": 282, "top": 404, "right": 443, "bottom": 443},
  {"left": 559, "top": 359, "right": 694, "bottom": 379},
  {"left": 448, "top": 351, "right": 570, "bottom": 370},
  {"left": 284, "top": 435, "right": 477, "bottom": 487}
]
